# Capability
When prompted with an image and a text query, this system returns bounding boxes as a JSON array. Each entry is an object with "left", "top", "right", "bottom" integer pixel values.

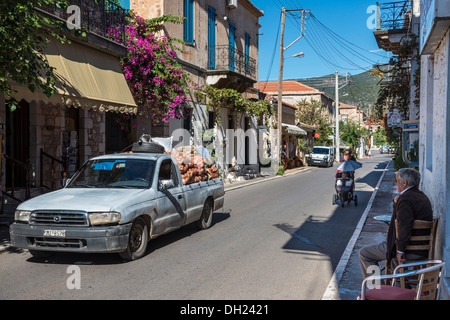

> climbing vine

[
  {"left": 111, "top": 13, "right": 196, "bottom": 126},
  {"left": 201, "top": 85, "right": 272, "bottom": 128}
]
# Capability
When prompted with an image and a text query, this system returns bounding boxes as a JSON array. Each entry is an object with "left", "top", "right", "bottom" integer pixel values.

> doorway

[{"left": 5, "top": 100, "right": 30, "bottom": 188}]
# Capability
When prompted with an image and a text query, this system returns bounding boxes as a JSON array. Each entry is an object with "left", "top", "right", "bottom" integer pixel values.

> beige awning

[
  {"left": 8, "top": 37, "right": 137, "bottom": 114},
  {"left": 282, "top": 123, "right": 307, "bottom": 136}
]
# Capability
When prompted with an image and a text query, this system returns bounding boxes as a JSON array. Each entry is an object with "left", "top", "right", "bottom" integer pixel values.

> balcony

[
  {"left": 206, "top": 45, "right": 257, "bottom": 91},
  {"left": 37, "top": 0, "right": 127, "bottom": 52},
  {"left": 373, "top": 0, "right": 411, "bottom": 54}
]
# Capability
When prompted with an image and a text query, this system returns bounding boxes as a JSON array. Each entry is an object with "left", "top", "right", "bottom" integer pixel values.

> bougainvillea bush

[{"left": 109, "top": 13, "right": 196, "bottom": 125}]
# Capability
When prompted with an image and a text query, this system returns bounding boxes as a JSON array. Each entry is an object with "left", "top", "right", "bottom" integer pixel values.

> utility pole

[
  {"left": 277, "top": 7, "right": 286, "bottom": 167},
  {"left": 277, "top": 7, "right": 308, "bottom": 166},
  {"left": 335, "top": 72, "right": 340, "bottom": 162},
  {"left": 334, "top": 72, "right": 349, "bottom": 162}
]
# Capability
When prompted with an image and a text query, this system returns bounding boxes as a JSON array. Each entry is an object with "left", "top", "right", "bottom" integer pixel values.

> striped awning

[
  {"left": 282, "top": 123, "right": 307, "bottom": 136},
  {"left": 8, "top": 37, "right": 137, "bottom": 114}
]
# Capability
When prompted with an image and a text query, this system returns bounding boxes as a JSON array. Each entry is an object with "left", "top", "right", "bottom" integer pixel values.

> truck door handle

[{"left": 178, "top": 195, "right": 183, "bottom": 199}]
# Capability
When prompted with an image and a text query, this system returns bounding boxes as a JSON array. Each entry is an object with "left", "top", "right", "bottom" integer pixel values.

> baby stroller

[
  {"left": 333, "top": 170, "right": 357, "bottom": 207},
  {"left": 332, "top": 160, "right": 361, "bottom": 207}
]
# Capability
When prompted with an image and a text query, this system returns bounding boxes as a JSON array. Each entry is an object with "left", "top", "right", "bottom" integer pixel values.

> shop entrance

[{"left": 5, "top": 100, "right": 30, "bottom": 188}]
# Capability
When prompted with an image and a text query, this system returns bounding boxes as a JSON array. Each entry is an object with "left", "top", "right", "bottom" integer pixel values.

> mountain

[{"left": 292, "top": 70, "right": 381, "bottom": 114}]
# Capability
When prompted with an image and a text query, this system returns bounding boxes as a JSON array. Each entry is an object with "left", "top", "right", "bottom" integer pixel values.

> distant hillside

[{"left": 292, "top": 70, "right": 381, "bottom": 114}]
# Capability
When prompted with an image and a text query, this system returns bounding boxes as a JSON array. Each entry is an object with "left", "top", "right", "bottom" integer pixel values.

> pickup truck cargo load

[{"left": 10, "top": 152, "right": 224, "bottom": 261}]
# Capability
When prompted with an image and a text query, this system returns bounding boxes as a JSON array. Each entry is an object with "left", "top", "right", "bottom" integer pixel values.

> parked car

[
  {"left": 307, "top": 146, "right": 334, "bottom": 167},
  {"left": 379, "top": 145, "right": 390, "bottom": 154},
  {"left": 10, "top": 151, "right": 224, "bottom": 261}
]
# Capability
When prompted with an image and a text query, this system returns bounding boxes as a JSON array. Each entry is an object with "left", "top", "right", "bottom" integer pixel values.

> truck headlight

[
  {"left": 88, "top": 212, "right": 121, "bottom": 226},
  {"left": 15, "top": 210, "right": 31, "bottom": 223}
]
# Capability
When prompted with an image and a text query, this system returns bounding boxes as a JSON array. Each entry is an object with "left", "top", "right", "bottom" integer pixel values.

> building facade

[
  {"left": 130, "top": 0, "right": 264, "bottom": 175},
  {"left": 373, "top": 0, "right": 450, "bottom": 295},
  {"left": 0, "top": 1, "right": 136, "bottom": 212}
]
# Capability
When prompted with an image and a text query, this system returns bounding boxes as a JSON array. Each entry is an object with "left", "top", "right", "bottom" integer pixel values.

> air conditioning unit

[{"left": 227, "top": 0, "right": 237, "bottom": 9}]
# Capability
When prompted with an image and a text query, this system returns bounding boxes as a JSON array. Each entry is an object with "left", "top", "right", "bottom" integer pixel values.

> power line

[{"left": 261, "top": 11, "right": 282, "bottom": 91}]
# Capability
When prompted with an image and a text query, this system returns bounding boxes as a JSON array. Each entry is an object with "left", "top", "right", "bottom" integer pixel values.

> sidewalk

[{"left": 322, "top": 160, "right": 396, "bottom": 300}]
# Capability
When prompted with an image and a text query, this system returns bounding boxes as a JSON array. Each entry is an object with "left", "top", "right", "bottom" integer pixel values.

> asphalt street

[{"left": 0, "top": 153, "right": 391, "bottom": 300}]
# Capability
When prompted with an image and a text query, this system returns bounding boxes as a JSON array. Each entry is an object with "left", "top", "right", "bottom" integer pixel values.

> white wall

[{"left": 419, "top": 29, "right": 450, "bottom": 279}]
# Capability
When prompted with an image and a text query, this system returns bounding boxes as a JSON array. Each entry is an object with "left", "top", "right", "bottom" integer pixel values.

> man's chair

[
  {"left": 360, "top": 260, "right": 445, "bottom": 300},
  {"left": 395, "top": 219, "right": 438, "bottom": 261},
  {"left": 394, "top": 219, "right": 438, "bottom": 287},
  {"left": 385, "top": 219, "right": 438, "bottom": 276}
]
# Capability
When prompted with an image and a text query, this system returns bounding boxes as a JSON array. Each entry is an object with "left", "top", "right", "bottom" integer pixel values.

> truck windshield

[
  {"left": 312, "top": 148, "right": 330, "bottom": 155},
  {"left": 67, "top": 159, "right": 156, "bottom": 189}
]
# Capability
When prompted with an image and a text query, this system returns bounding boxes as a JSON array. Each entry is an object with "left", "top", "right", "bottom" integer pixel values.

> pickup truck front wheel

[
  {"left": 195, "top": 200, "right": 213, "bottom": 230},
  {"left": 120, "top": 217, "right": 148, "bottom": 261}
]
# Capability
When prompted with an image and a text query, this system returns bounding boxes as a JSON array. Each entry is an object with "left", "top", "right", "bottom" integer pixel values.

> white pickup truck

[{"left": 10, "top": 152, "right": 224, "bottom": 260}]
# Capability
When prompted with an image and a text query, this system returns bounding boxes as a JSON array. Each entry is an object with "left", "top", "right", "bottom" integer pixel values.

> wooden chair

[
  {"left": 394, "top": 219, "right": 438, "bottom": 287},
  {"left": 360, "top": 260, "right": 445, "bottom": 300},
  {"left": 384, "top": 219, "right": 437, "bottom": 278},
  {"left": 395, "top": 219, "right": 438, "bottom": 260}
]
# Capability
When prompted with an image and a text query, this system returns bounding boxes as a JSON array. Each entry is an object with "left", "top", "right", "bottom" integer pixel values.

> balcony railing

[
  {"left": 376, "top": 0, "right": 411, "bottom": 31},
  {"left": 38, "top": 0, "right": 127, "bottom": 46},
  {"left": 208, "top": 45, "right": 256, "bottom": 80}
]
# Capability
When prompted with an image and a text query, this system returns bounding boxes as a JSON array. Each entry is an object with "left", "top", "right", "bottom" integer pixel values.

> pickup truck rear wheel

[
  {"left": 195, "top": 200, "right": 213, "bottom": 230},
  {"left": 119, "top": 217, "right": 148, "bottom": 261}
]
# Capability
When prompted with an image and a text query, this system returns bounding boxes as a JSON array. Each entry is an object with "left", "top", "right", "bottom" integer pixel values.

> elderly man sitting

[{"left": 359, "top": 168, "right": 433, "bottom": 279}]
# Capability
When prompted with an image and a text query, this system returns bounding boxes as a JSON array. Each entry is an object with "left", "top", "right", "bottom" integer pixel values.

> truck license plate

[{"left": 43, "top": 229, "right": 66, "bottom": 237}]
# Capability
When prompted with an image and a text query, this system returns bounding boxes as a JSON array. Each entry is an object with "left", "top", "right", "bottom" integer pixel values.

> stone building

[
  {"left": 130, "top": 0, "right": 264, "bottom": 174},
  {"left": 0, "top": 1, "right": 136, "bottom": 208}
]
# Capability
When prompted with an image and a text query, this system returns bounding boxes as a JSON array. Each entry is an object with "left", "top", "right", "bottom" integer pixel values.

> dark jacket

[{"left": 386, "top": 186, "right": 433, "bottom": 263}]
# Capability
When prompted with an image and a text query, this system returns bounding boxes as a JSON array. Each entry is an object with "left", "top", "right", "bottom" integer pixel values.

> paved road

[{"left": 0, "top": 153, "right": 391, "bottom": 300}]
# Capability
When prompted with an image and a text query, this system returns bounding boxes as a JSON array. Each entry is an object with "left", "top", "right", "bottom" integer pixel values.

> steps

[{"left": 0, "top": 187, "right": 45, "bottom": 225}]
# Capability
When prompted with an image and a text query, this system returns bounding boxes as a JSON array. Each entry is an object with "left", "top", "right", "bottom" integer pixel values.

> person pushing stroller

[{"left": 333, "top": 150, "right": 362, "bottom": 207}]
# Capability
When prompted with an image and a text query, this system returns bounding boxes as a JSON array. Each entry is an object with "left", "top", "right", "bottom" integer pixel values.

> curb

[{"left": 224, "top": 166, "right": 312, "bottom": 192}]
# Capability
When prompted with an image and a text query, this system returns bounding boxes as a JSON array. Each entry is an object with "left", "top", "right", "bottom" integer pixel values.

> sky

[{"left": 251, "top": 0, "right": 392, "bottom": 81}]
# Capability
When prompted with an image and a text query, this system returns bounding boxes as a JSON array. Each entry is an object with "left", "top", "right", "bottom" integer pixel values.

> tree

[
  {"left": 0, "top": 0, "right": 71, "bottom": 111},
  {"left": 295, "top": 98, "right": 333, "bottom": 146},
  {"left": 339, "top": 120, "right": 366, "bottom": 150}
]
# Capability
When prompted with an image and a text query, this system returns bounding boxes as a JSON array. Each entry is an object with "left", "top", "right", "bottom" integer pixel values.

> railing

[
  {"left": 376, "top": 0, "right": 411, "bottom": 31},
  {"left": 38, "top": 0, "right": 127, "bottom": 46},
  {"left": 208, "top": 45, "right": 257, "bottom": 80},
  {"left": 1, "top": 154, "right": 32, "bottom": 203},
  {"left": 40, "top": 149, "right": 68, "bottom": 191}
]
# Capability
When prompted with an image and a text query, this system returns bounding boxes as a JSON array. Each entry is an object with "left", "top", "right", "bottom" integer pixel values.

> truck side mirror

[
  {"left": 159, "top": 179, "right": 175, "bottom": 191},
  {"left": 63, "top": 178, "right": 71, "bottom": 188}
]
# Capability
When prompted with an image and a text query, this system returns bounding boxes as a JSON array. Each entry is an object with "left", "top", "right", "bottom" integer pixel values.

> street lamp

[{"left": 285, "top": 52, "right": 304, "bottom": 59}]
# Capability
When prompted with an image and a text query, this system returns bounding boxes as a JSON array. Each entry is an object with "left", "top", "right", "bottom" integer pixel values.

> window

[
  {"left": 208, "top": 111, "right": 215, "bottom": 129},
  {"left": 183, "top": 0, "right": 194, "bottom": 43},
  {"left": 228, "top": 21, "right": 236, "bottom": 71},
  {"left": 208, "top": 6, "right": 216, "bottom": 70},
  {"left": 245, "top": 33, "right": 251, "bottom": 72},
  {"left": 158, "top": 159, "right": 179, "bottom": 189}
]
